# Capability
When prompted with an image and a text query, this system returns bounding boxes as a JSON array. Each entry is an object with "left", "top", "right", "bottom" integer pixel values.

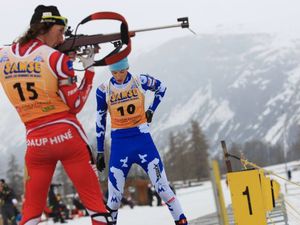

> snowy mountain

[
  {"left": 132, "top": 34, "right": 300, "bottom": 152},
  {"left": 1, "top": 33, "right": 300, "bottom": 172}
]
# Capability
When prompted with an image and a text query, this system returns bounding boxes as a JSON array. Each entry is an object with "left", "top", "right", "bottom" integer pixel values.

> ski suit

[
  {"left": 0, "top": 39, "right": 110, "bottom": 225},
  {"left": 96, "top": 72, "right": 188, "bottom": 224}
]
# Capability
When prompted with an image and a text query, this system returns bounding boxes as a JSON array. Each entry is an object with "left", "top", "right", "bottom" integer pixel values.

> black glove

[
  {"left": 96, "top": 152, "right": 105, "bottom": 172},
  {"left": 145, "top": 110, "right": 154, "bottom": 123}
]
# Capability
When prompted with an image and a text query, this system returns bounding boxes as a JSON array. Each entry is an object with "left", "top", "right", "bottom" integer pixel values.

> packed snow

[{"left": 39, "top": 161, "right": 300, "bottom": 225}]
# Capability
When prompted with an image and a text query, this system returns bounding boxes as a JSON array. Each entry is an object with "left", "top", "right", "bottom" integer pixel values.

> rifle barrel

[{"left": 132, "top": 24, "right": 183, "bottom": 33}]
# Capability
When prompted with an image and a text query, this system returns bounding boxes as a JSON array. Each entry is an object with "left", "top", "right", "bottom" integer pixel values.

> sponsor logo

[
  {"left": 67, "top": 87, "right": 78, "bottom": 96},
  {"left": 4, "top": 62, "right": 41, "bottom": 75},
  {"left": 157, "top": 185, "right": 165, "bottom": 193},
  {"left": 27, "top": 129, "right": 73, "bottom": 147},
  {"left": 154, "top": 163, "right": 161, "bottom": 182},
  {"left": 111, "top": 196, "right": 118, "bottom": 203},
  {"left": 42, "top": 105, "right": 55, "bottom": 112},
  {"left": 0, "top": 55, "right": 9, "bottom": 63},
  {"left": 110, "top": 88, "right": 139, "bottom": 103},
  {"left": 33, "top": 56, "right": 44, "bottom": 62},
  {"left": 67, "top": 60, "right": 73, "bottom": 71}
]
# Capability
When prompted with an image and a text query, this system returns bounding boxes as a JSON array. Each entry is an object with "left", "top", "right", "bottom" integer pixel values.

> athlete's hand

[
  {"left": 96, "top": 152, "right": 105, "bottom": 172},
  {"left": 78, "top": 47, "right": 96, "bottom": 71},
  {"left": 145, "top": 109, "right": 154, "bottom": 123}
]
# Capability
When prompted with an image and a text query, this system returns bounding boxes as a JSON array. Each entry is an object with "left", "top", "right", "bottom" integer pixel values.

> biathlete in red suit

[{"left": 0, "top": 5, "right": 112, "bottom": 225}]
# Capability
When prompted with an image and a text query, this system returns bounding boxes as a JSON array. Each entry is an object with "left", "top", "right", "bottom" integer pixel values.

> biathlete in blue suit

[{"left": 95, "top": 57, "right": 188, "bottom": 225}]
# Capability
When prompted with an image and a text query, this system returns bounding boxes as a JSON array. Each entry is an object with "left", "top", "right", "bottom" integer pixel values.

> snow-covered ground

[
  {"left": 40, "top": 183, "right": 217, "bottom": 225},
  {"left": 267, "top": 161, "right": 300, "bottom": 225},
  {"left": 40, "top": 161, "right": 300, "bottom": 225}
]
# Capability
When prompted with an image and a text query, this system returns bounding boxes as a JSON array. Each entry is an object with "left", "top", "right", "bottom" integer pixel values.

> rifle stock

[{"left": 57, "top": 31, "right": 136, "bottom": 53}]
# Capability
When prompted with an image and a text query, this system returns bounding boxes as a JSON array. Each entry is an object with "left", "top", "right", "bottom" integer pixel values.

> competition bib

[
  {"left": 108, "top": 77, "right": 147, "bottom": 129},
  {"left": 0, "top": 45, "right": 69, "bottom": 123}
]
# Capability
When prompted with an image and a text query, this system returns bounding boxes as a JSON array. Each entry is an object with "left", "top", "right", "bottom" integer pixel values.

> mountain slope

[{"left": 130, "top": 34, "right": 300, "bottom": 151}]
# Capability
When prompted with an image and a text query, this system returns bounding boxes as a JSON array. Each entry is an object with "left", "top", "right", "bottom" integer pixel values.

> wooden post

[{"left": 221, "top": 140, "right": 232, "bottom": 173}]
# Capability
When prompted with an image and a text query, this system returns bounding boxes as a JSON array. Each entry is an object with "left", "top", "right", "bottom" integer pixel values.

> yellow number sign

[{"left": 227, "top": 169, "right": 267, "bottom": 225}]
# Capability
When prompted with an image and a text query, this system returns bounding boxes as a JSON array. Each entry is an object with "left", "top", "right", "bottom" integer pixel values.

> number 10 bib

[{"left": 108, "top": 77, "right": 147, "bottom": 129}]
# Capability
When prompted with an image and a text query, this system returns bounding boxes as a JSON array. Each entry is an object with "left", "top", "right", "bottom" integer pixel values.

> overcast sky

[{"left": 1, "top": 0, "right": 300, "bottom": 56}]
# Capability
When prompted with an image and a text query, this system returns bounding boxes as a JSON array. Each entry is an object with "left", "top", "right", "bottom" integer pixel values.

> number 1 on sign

[{"left": 243, "top": 186, "right": 253, "bottom": 215}]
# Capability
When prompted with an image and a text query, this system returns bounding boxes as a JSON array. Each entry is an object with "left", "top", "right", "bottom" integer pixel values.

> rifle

[{"left": 56, "top": 12, "right": 191, "bottom": 67}]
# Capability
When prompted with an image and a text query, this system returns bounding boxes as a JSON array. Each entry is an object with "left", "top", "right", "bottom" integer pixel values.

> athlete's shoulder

[
  {"left": 96, "top": 85, "right": 107, "bottom": 101},
  {"left": 97, "top": 83, "right": 107, "bottom": 93},
  {"left": 49, "top": 50, "right": 74, "bottom": 78},
  {"left": 96, "top": 78, "right": 111, "bottom": 96}
]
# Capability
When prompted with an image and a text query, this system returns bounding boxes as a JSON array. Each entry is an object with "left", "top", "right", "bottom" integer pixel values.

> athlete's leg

[
  {"left": 137, "top": 133, "right": 188, "bottom": 225},
  {"left": 20, "top": 149, "right": 56, "bottom": 225},
  {"left": 106, "top": 138, "right": 132, "bottom": 224},
  {"left": 62, "top": 140, "right": 111, "bottom": 225}
]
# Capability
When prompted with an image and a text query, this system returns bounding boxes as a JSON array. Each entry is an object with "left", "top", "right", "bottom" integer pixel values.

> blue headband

[{"left": 109, "top": 57, "right": 129, "bottom": 71}]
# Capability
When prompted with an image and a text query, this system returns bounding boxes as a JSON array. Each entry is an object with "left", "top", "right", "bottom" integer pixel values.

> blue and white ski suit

[{"left": 96, "top": 72, "right": 187, "bottom": 224}]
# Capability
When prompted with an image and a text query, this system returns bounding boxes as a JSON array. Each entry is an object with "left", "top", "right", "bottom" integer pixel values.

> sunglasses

[{"left": 41, "top": 15, "right": 68, "bottom": 26}]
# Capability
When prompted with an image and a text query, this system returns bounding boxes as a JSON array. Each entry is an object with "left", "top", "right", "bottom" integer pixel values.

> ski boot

[
  {"left": 91, "top": 212, "right": 114, "bottom": 225},
  {"left": 175, "top": 214, "right": 188, "bottom": 225}
]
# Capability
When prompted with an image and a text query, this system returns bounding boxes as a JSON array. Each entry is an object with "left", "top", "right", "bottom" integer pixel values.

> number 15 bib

[{"left": 0, "top": 46, "right": 69, "bottom": 123}]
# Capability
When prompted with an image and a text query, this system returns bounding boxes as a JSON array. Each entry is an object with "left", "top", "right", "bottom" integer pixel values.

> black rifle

[{"left": 56, "top": 12, "right": 190, "bottom": 66}]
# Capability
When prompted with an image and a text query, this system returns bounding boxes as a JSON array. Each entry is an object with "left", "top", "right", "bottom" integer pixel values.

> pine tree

[
  {"left": 288, "top": 130, "right": 300, "bottom": 161},
  {"left": 269, "top": 143, "right": 285, "bottom": 165},
  {"left": 228, "top": 142, "right": 244, "bottom": 171},
  {"left": 6, "top": 154, "right": 23, "bottom": 198},
  {"left": 175, "top": 131, "right": 189, "bottom": 182},
  {"left": 165, "top": 131, "right": 189, "bottom": 182},
  {"left": 189, "top": 120, "right": 209, "bottom": 180},
  {"left": 243, "top": 140, "right": 270, "bottom": 167},
  {"left": 164, "top": 132, "right": 178, "bottom": 181}
]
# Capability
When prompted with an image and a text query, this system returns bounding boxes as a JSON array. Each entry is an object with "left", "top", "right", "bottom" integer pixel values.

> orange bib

[
  {"left": 108, "top": 77, "right": 147, "bottom": 129},
  {"left": 0, "top": 46, "right": 69, "bottom": 123}
]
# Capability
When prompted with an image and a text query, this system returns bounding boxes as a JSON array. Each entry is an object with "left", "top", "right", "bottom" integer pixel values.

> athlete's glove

[
  {"left": 78, "top": 47, "right": 96, "bottom": 71},
  {"left": 145, "top": 109, "right": 154, "bottom": 123},
  {"left": 96, "top": 152, "right": 105, "bottom": 172}
]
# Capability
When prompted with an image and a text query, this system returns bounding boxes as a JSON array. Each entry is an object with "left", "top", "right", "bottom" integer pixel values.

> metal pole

[
  {"left": 210, "top": 160, "right": 229, "bottom": 225},
  {"left": 283, "top": 112, "right": 289, "bottom": 193}
]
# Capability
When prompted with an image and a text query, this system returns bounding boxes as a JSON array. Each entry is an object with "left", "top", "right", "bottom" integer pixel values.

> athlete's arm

[
  {"left": 139, "top": 74, "right": 166, "bottom": 112},
  {"left": 96, "top": 85, "right": 108, "bottom": 153},
  {"left": 49, "top": 51, "right": 94, "bottom": 114}
]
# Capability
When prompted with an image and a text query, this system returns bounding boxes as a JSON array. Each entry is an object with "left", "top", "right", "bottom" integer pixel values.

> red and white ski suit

[{"left": 0, "top": 39, "right": 109, "bottom": 225}]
